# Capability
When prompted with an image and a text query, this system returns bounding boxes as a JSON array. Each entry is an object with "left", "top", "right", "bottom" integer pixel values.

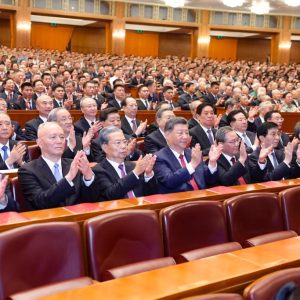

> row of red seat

[{"left": 2, "top": 186, "right": 300, "bottom": 299}]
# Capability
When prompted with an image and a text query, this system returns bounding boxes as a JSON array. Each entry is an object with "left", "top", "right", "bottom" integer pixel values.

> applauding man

[
  {"left": 154, "top": 117, "right": 222, "bottom": 194},
  {"left": 19, "top": 122, "right": 98, "bottom": 210},
  {"left": 93, "top": 126, "right": 157, "bottom": 200}
]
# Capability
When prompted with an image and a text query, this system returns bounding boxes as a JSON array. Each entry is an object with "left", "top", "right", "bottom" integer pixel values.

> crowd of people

[{"left": 0, "top": 46, "right": 300, "bottom": 213}]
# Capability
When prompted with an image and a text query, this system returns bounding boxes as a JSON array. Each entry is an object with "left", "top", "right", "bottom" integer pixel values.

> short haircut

[
  {"left": 41, "top": 73, "right": 51, "bottom": 79},
  {"left": 264, "top": 110, "right": 280, "bottom": 122},
  {"left": 51, "top": 84, "right": 64, "bottom": 92},
  {"left": 99, "top": 126, "right": 122, "bottom": 146},
  {"left": 196, "top": 103, "right": 215, "bottom": 115},
  {"left": 294, "top": 121, "right": 300, "bottom": 138},
  {"left": 32, "top": 79, "right": 43, "bottom": 87},
  {"left": 156, "top": 107, "right": 173, "bottom": 120},
  {"left": 113, "top": 84, "right": 125, "bottom": 92},
  {"left": 37, "top": 121, "right": 62, "bottom": 138},
  {"left": 224, "top": 98, "right": 237, "bottom": 110},
  {"left": 162, "top": 86, "right": 173, "bottom": 93},
  {"left": 145, "top": 80, "right": 155, "bottom": 87},
  {"left": 80, "top": 97, "right": 96, "bottom": 108},
  {"left": 83, "top": 80, "right": 94, "bottom": 89},
  {"left": 99, "top": 107, "right": 119, "bottom": 122},
  {"left": 215, "top": 126, "right": 234, "bottom": 143},
  {"left": 21, "top": 82, "right": 32, "bottom": 90},
  {"left": 185, "top": 82, "right": 194, "bottom": 89},
  {"left": 164, "top": 117, "right": 187, "bottom": 132},
  {"left": 47, "top": 107, "right": 67, "bottom": 122},
  {"left": 210, "top": 81, "right": 219, "bottom": 87},
  {"left": 137, "top": 85, "right": 147, "bottom": 93},
  {"left": 256, "top": 122, "right": 278, "bottom": 139},
  {"left": 227, "top": 110, "right": 247, "bottom": 124}
]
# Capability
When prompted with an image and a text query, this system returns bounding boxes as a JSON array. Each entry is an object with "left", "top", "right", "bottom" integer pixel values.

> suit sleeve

[
  {"left": 24, "top": 122, "right": 38, "bottom": 141},
  {"left": 217, "top": 161, "right": 248, "bottom": 186},
  {"left": 144, "top": 135, "right": 160, "bottom": 154}
]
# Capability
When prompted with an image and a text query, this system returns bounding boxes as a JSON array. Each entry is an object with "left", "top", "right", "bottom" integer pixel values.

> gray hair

[
  {"left": 99, "top": 126, "right": 123, "bottom": 146},
  {"left": 37, "top": 121, "right": 63, "bottom": 138},
  {"left": 215, "top": 126, "right": 234, "bottom": 143},
  {"left": 156, "top": 107, "right": 173, "bottom": 120},
  {"left": 47, "top": 107, "right": 67, "bottom": 122},
  {"left": 164, "top": 117, "right": 187, "bottom": 132},
  {"left": 80, "top": 97, "right": 96, "bottom": 108}
]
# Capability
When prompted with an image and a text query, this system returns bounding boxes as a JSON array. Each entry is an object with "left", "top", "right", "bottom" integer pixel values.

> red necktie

[
  {"left": 179, "top": 154, "right": 199, "bottom": 190},
  {"left": 118, "top": 164, "right": 135, "bottom": 198},
  {"left": 25, "top": 100, "right": 31, "bottom": 110},
  {"left": 231, "top": 157, "right": 247, "bottom": 185}
]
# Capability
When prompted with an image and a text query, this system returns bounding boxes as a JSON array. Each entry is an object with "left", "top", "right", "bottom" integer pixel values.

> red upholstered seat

[
  {"left": 10, "top": 177, "right": 27, "bottom": 212},
  {"left": 27, "top": 144, "right": 41, "bottom": 161}
]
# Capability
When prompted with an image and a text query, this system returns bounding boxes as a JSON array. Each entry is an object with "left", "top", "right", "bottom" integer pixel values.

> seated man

[
  {"left": 178, "top": 82, "right": 199, "bottom": 110},
  {"left": 154, "top": 117, "right": 221, "bottom": 194},
  {"left": 0, "top": 112, "right": 28, "bottom": 170},
  {"left": 0, "top": 175, "right": 19, "bottom": 212},
  {"left": 24, "top": 95, "right": 54, "bottom": 141},
  {"left": 249, "top": 122, "right": 300, "bottom": 181},
  {"left": 93, "top": 126, "right": 157, "bottom": 201},
  {"left": 215, "top": 126, "right": 266, "bottom": 186},
  {"left": 187, "top": 100, "right": 202, "bottom": 129},
  {"left": 18, "top": 122, "right": 98, "bottom": 210},
  {"left": 47, "top": 107, "right": 94, "bottom": 160},
  {"left": 144, "top": 107, "right": 175, "bottom": 154}
]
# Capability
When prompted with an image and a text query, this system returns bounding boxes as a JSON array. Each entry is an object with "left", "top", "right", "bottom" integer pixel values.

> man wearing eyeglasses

[
  {"left": 93, "top": 126, "right": 157, "bottom": 201},
  {"left": 215, "top": 126, "right": 268, "bottom": 186}
]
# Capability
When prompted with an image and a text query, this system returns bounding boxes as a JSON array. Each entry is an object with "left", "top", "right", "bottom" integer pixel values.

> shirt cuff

[
  {"left": 144, "top": 172, "right": 154, "bottom": 182},
  {"left": 83, "top": 174, "right": 95, "bottom": 186},
  {"left": 83, "top": 148, "right": 91, "bottom": 155},
  {"left": 0, "top": 194, "right": 8, "bottom": 210},
  {"left": 65, "top": 178, "right": 74, "bottom": 187},
  {"left": 186, "top": 162, "right": 195, "bottom": 175},
  {"left": 257, "top": 161, "right": 267, "bottom": 170},
  {"left": 5, "top": 161, "right": 14, "bottom": 170},
  {"left": 208, "top": 163, "right": 217, "bottom": 174}
]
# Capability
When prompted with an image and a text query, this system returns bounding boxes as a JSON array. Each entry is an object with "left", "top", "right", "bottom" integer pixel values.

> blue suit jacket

[{"left": 154, "top": 147, "right": 218, "bottom": 194}]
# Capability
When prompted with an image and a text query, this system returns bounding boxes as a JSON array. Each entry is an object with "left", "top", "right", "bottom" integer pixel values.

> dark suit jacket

[
  {"left": 216, "top": 153, "right": 264, "bottom": 186},
  {"left": 63, "top": 135, "right": 93, "bottom": 161},
  {"left": 187, "top": 118, "right": 198, "bottom": 130},
  {"left": 190, "top": 125, "right": 216, "bottom": 156},
  {"left": 277, "top": 132, "right": 290, "bottom": 150},
  {"left": 144, "top": 129, "right": 167, "bottom": 154},
  {"left": 148, "top": 93, "right": 159, "bottom": 103},
  {"left": 128, "top": 77, "right": 145, "bottom": 87},
  {"left": 236, "top": 130, "right": 256, "bottom": 154},
  {"left": 254, "top": 117, "right": 263, "bottom": 130},
  {"left": 137, "top": 99, "right": 149, "bottom": 110},
  {"left": 154, "top": 147, "right": 218, "bottom": 194},
  {"left": 219, "top": 114, "right": 229, "bottom": 128},
  {"left": 74, "top": 117, "right": 91, "bottom": 137},
  {"left": 121, "top": 116, "right": 141, "bottom": 137},
  {"left": 15, "top": 98, "right": 36, "bottom": 110},
  {"left": 18, "top": 157, "right": 98, "bottom": 210},
  {"left": 248, "top": 148, "right": 300, "bottom": 181},
  {"left": 1, "top": 185, "right": 19, "bottom": 212},
  {"left": 24, "top": 117, "right": 44, "bottom": 141},
  {"left": 0, "top": 140, "right": 29, "bottom": 170},
  {"left": 11, "top": 120, "right": 26, "bottom": 141},
  {"left": 92, "top": 159, "right": 157, "bottom": 201},
  {"left": 108, "top": 98, "right": 122, "bottom": 110},
  {"left": 178, "top": 93, "right": 199, "bottom": 110},
  {"left": 0, "top": 92, "right": 20, "bottom": 109},
  {"left": 204, "top": 93, "right": 218, "bottom": 106}
]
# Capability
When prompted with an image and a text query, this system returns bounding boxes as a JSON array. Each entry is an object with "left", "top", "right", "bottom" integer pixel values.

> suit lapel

[{"left": 38, "top": 157, "right": 57, "bottom": 185}]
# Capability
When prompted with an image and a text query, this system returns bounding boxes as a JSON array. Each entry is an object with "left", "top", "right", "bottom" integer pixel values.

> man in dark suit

[
  {"left": 249, "top": 122, "right": 300, "bottom": 181},
  {"left": 16, "top": 82, "right": 36, "bottom": 110},
  {"left": 264, "top": 110, "right": 290, "bottom": 150},
  {"left": 48, "top": 107, "right": 94, "bottom": 161},
  {"left": 74, "top": 97, "right": 102, "bottom": 137},
  {"left": 187, "top": 100, "right": 202, "bottom": 129},
  {"left": 145, "top": 80, "right": 159, "bottom": 103},
  {"left": 203, "top": 81, "right": 224, "bottom": 107},
  {"left": 144, "top": 107, "right": 175, "bottom": 154},
  {"left": 128, "top": 70, "right": 145, "bottom": 87},
  {"left": 254, "top": 101, "right": 273, "bottom": 130},
  {"left": 190, "top": 103, "right": 217, "bottom": 156},
  {"left": 19, "top": 122, "right": 98, "bottom": 210},
  {"left": 83, "top": 80, "right": 106, "bottom": 110},
  {"left": 154, "top": 117, "right": 221, "bottom": 194},
  {"left": 160, "top": 86, "right": 180, "bottom": 110},
  {"left": 121, "top": 97, "right": 147, "bottom": 137},
  {"left": 215, "top": 126, "right": 267, "bottom": 186},
  {"left": 0, "top": 113, "right": 29, "bottom": 170},
  {"left": 31, "top": 79, "right": 46, "bottom": 101},
  {"left": 219, "top": 99, "right": 238, "bottom": 128},
  {"left": 24, "top": 95, "right": 54, "bottom": 141},
  {"left": 107, "top": 84, "right": 126, "bottom": 110},
  {"left": 178, "top": 82, "right": 199, "bottom": 110},
  {"left": 0, "top": 175, "right": 19, "bottom": 212},
  {"left": 137, "top": 85, "right": 151, "bottom": 110},
  {"left": 93, "top": 126, "right": 157, "bottom": 201},
  {"left": 52, "top": 84, "right": 66, "bottom": 108},
  {"left": 0, "top": 78, "right": 19, "bottom": 109},
  {"left": 227, "top": 110, "right": 257, "bottom": 154}
]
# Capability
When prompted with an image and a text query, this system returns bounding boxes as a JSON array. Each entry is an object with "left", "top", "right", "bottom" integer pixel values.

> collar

[{"left": 42, "top": 156, "right": 62, "bottom": 170}]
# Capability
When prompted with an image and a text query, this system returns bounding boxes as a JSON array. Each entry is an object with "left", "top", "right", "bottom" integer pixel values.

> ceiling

[{"left": 122, "top": 0, "right": 300, "bottom": 16}]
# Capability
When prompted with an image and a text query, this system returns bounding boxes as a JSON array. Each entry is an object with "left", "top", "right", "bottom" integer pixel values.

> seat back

[
  {"left": 280, "top": 186, "right": 300, "bottom": 234},
  {"left": 0, "top": 222, "right": 85, "bottom": 299},
  {"left": 28, "top": 144, "right": 41, "bottom": 161},
  {"left": 244, "top": 268, "right": 300, "bottom": 300},
  {"left": 84, "top": 209, "right": 164, "bottom": 281},
  {"left": 10, "top": 177, "right": 27, "bottom": 212},
  {"left": 224, "top": 193, "right": 283, "bottom": 247},
  {"left": 160, "top": 201, "right": 229, "bottom": 257}
]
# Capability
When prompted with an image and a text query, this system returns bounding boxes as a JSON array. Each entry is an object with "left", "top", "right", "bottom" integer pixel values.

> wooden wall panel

[
  {"left": 237, "top": 38, "right": 270, "bottom": 62},
  {"left": 159, "top": 33, "right": 191, "bottom": 57},
  {"left": 125, "top": 30, "right": 159, "bottom": 57},
  {"left": 290, "top": 41, "right": 300, "bottom": 63},
  {"left": 71, "top": 27, "right": 106, "bottom": 53},
  {"left": 31, "top": 23, "right": 73, "bottom": 51},
  {"left": 209, "top": 37, "right": 237, "bottom": 60},
  {"left": 0, "top": 19, "right": 10, "bottom": 47}
]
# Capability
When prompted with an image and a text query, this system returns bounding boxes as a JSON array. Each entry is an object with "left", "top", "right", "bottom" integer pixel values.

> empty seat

[
  {"left": 160, "top": 201, "right": 235, "bottom": 259},
  {"left": 177, "top": 242, "right": 242, "bottom": 263},
  {"left": 10, "top": 177, "right": 27, "bottom": 212},
  {"left": 0, "top": 222, "right": 85, "bottom": 299},
  {"left": 103, "top": 257, "right": 176, "bottom": 281},
  {"left": 84, "top": 209, "right": 165, "bottom": 281},
  {"left": 183, "top": 294, "right": 243, "bottom": 300},
  {"left": 224, "top": 192, "right": 295, "bottom": 247},
  {"left": 8, "top": 277, "right": 93, "bottom": 300},
  {"left": 244, "top": 268, "right": 300, "bottom": 300},
  {"left": 280, "top": 186, "right": 300, "bottom": 234}
]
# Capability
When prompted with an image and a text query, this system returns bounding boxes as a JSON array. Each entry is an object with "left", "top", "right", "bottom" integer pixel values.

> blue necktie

[
  {"left": 2, "top": 145, "right": 8, "bottom": 161},
  {"left": 53, "top": 163, "right": 62, "bottom": 182}
]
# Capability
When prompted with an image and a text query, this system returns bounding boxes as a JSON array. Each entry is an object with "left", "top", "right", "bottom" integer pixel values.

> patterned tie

[
  {"left": 230, "top": 157, "right": 246, "bottom": 185},
  {"left": 118, "top": 164, "right": 135, "bottom": 198},
  {"left": 53, "top": 163, "right": 62, "bottom": 182},
  {"left": 207, "top": 129, "right": 214, "bottom": 145},
  {"left": 271, "top": 152, "right": 279, "bottom": 168},
  {"left": 179, "top": 154, "right": 199, "bottom": 190},
  {"left": 2, "top": 145, "right": 8, "bottom": 161},
  {"left": 131, "top": 119, "right": 137, "bottom": 132}
]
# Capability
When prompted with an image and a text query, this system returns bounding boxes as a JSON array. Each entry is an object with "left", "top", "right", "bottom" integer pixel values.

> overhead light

[
  {"left": 251, "top": 0, "right": 270, "bottom": 14},
  {"left": 222, "top": 0, "right": 244, "bottom": 7},
  {"left": 164, "top": 0, "right": 185, "bottom": 8},
  {"left": 284, "top": 0, "right": 300, "bottom": 6}
]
